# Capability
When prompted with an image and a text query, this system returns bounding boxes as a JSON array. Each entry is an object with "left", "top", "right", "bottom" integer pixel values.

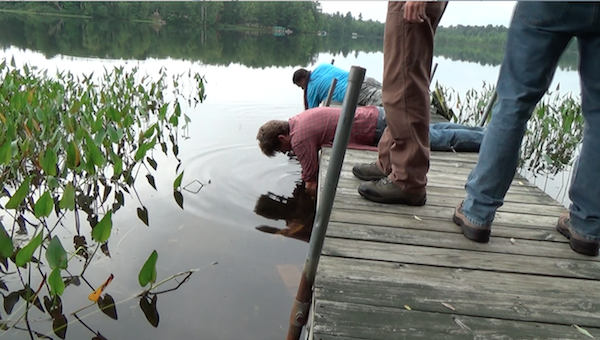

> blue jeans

[
  {"left": 375, "top": 107, "right": 484, "bottom": 152},
  {"left": 429, "top": 123, "right": 485, "bottom": 152},
  {"left": 462, "top": 2, "right": 600, "bottom": 241}
]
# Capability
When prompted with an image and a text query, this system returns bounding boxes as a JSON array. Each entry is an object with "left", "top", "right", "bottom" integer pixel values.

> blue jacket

[{"left": 306, "top": 64, "right": 349, "bottom": 108}]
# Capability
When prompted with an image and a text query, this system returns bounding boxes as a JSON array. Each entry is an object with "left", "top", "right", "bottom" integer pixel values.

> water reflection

[
  {"left": 254, "top": 182, "right": 316, "bottom": 243},
  {"left": 0, "top": 14, "right": 580, "bottom": 70}
]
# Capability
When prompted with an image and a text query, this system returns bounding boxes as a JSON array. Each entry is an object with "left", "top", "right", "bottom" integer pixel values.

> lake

[{"left": 0, "top": 16, "right": 582, "bottom": 340}]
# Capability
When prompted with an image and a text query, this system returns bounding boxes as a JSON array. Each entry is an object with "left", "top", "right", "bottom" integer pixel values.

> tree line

[
  {"left": 435, "top": 25, "right": 579, "bottom": 70},
  {"left": 0, "top": 1, "right": 384, "bottom": 37}
]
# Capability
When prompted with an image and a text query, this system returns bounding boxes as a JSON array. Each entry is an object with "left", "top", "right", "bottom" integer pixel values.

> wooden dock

[{"left": 308, "top": 147, "right": 600, "bottom": 340}]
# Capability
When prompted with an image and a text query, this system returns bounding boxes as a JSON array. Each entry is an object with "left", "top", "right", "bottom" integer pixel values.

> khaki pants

[{"left": 377, "top": 1, "right": 447, "bottom": 194}]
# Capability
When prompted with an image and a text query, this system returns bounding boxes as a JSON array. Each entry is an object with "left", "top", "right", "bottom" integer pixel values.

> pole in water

[{"left": 285, "top": 66, "right": 366, "bottom": 340}]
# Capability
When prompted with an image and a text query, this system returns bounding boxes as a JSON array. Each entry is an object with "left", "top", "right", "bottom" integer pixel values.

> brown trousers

[{"left": 377, "top": 1, "right": 447, "bottom": 194}]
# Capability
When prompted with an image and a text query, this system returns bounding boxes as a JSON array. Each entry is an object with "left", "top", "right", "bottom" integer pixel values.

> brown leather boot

[
  {"left": 557, "top": 213, "right": 599, "bottom": 256},
  {"left": 453, "top": 202, "right": 492, "bottom": 243}
]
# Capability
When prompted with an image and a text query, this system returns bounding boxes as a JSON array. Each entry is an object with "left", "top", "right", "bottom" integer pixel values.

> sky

[{"left": 319, "top": 1, "right": 517, "bottom": 27}]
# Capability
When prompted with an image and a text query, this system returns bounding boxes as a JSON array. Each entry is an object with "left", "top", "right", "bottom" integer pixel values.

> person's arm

[
  {"left": 303, "top": 88, "right": 309, "bottom": 110},
  {"left": 295, "top": 142, "right": 319, "bottom": 192},
  {"left": 307, "top": 93, "right": 319, "bottom": 109}
]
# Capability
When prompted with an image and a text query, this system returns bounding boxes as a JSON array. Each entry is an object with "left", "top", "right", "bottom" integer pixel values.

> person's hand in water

[{"left": 305, "top": 181, "right": 317, "bottom": 198}]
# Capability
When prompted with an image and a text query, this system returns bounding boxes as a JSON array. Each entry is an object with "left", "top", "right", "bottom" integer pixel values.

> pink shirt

[{"left": 288, "top": 106, "right": 379, "bottom": 182}]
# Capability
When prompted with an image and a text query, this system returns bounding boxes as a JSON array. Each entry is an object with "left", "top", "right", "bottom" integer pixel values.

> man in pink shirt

[
  {"left": 257, "top": 106, "right": 484, "bottom": 195},
  {"left": 257, "top": 106, "right": 383, "bottom": 194}
]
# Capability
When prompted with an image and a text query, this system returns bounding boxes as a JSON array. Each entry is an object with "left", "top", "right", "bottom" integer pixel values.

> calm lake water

[{"left": 0, "top": 17, "right": 582, "bottom": 340}]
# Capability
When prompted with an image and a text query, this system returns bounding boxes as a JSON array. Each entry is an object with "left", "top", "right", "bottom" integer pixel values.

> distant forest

[{"left": 0, "top": 1, "right": 384, "bottom": 36}]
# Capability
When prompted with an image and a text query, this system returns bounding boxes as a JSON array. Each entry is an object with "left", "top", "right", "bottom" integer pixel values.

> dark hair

[
  {"left": 292, "top": 68, "right": 310, "bottom": 85},
  {"left": 256, "top": 120, "right": 290, "bottom": 157}
]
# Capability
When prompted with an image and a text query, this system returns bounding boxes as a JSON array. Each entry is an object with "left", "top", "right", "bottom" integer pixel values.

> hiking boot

[
  {"left": 557, "top": 213, "right": 599, "bottom": 257},
  {"left": 352, "top": 162, "right": 387, "bottom": 181},
  {"left": 453, "top": 202, "right": 491, "bottom": 243},
  {"left": 358, "top": 178, "right": 426, "bottom": 206}
]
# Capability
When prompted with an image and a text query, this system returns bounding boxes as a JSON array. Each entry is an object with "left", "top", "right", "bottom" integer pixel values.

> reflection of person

[
  {"left": 353, "top": 1, "right": 448, "bottom": 206},
  {"left": 256, "top": 106, "right": 484, "bottom": 195},
  {"left": 254, "top": 183, "right": 316, "bottom": 243},
  {"left": 293, "top": 64, "right": 382, "bottom": 109},
  {"left": 452, "top": 2, "right": 600, "bottom": 257}
]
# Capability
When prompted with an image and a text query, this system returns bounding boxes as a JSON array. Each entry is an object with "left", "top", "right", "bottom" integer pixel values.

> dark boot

[
  {"left": 557, "top": 213, "right": 599, "bottom": 257},
  {"left": 352, "top": 162, "right": 387, "bottom": 181},
  {"left": 453, "top": 202, "right": 492, "bottom": 243},
  {"left": 358, "top": 178, "right": 426, "bottom": 206}
]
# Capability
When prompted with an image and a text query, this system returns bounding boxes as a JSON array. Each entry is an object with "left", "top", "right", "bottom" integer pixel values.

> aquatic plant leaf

[
  {"left": 174, "top": 190, "right": 184, "bottom": 209},
  {"left": 138, "top": 250, "right": 158, "bottom": 287},
  {"left": 46, "top": 237, "right": 68, "bottom": 270},
  {"left": 52, "top": 314, "right": 68, "bottom": 339},
  {"left": 158, "top": 103, "right": 168, "bottom": 120},
  {"left": 49, "top": 267, "right": 65, "bottom": 296},
  {"left": 135, "top": 137, "right": 156, "bottom": 162},
  {"left": 85, "top": 134, "right": 105, "bottom": 167},
  {"left": 139, "top": 294, "right": 159, "bottom": 327},
  {"left": 143, "top": 124, "right": 157, "bottom": 139},
  {"left": 59, "top": 183, "right": 75, "bottom": 211},
  {"left": 169, "top": 114, "right": 178, "bottom": 126},
  {"left": 98, "top": 294, "right": 118, "bottom": 320},
  {"left": 107, "top": 124, "right": 119, "bottom": 142},
  {"left": 15, "top": 230, "right": 43, "bottom": 267},
  {"left": 0, "top": 222, "right": 14, "bottom": 258},
  {"left": 5, "top": 176, "right": 33, "bottom": 209},
  {"left": 44, "top": 295, "right": 63, "bottom": 317},
  {"left": 64, "top": 276, "right": 81, "bottom": 288},
  {"left": 146, "top": 174, "right": 156, "bottom": 190},
  {"left": 92, "top": 212, "right": 112, "bottom": 243},
  {"left": 101, "top": 242, "right": 111, "bottom": 258},
  {"left": 137, "top": 206, "right": 149, "bottom": 226},
  {"left": 66, "top": 141, "right": 80, "bottom": 168},
  {"left": 34, "top": 191, "right": 54, "bottom": 218},
  {"left": 173, "top": 171, "right": 184, "bottom": 190},
  {"left": 41, "top": 148, "right": 58, "bottom": 176},
  {"left": 101, "top": 184, "right": 112, "bottom": 204},
  {"left": 88, "top": 274, "right": 114, "bottom": 303},
  {"left": 3, "top": 291, "right": 20, "bottom": 314},
  {"left": 146, "top": 157, "right": 158, "bottom": 170},
  {"left": 112, "top": 152, "right": 123, "bottom": 176},
  {"left": 0, "top": 140, "right": 12, "bottom": 165},
  {"left": 92, "top": 333, "right": 108, "bottom": 340}
]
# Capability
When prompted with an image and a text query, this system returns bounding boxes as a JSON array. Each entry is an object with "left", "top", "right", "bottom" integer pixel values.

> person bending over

[
  {"left": 256, "top": 106, "right": 484, "bottom": 195},
  {"left": 293, "top": 64, "right": 382, "bottom": 109}
]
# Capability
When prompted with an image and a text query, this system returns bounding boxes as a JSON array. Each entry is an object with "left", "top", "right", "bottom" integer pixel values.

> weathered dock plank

[{"left": 310, "top": 147, "right": 600, "bottom": 340}]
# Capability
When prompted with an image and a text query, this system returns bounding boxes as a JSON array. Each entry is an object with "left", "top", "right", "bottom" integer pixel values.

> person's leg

[
  {"left": 378, "top": 1, "right": 447, "bottom": 194},
  {"left": 457, "top": 2, "right": 573, "bottom": 241},
  {"left": 357, "top": 79, "right": 371, "bottom": 107},
  {"left": 373, "top": 106, "right": 387, "bottom": 145},
  {"left": 358, "top": 77, "right": 383, "bottom": 107},
  {"left": 431, "top": 122, "right": 486, "bottom": 132},
  {"left": 429, "top": 124, "right": 485, "bottom": 152},
  {"left": 566, "top": 28, "right": 600, "bottom": 245}
]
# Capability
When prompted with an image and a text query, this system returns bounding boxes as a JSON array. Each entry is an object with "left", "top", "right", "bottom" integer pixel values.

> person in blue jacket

[{"left": 293, "top": 63, "right": 382, "bottom": 109}]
